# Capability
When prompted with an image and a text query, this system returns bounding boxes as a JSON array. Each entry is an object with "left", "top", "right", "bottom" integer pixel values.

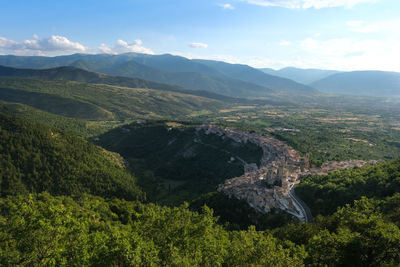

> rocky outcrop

[{"left": 198, "top": 125, "right": 379, "bottom": 222}]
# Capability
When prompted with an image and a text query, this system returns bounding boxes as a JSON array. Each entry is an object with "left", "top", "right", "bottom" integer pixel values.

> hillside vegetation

[
  {"left": 2, "top": 191, "right": 400, "bottom": 266},
  {"left": 96, "top": 121, "right": 263, "bottom": 205},
  {"left": 0, "top": 78, "right": 224, "bottom": 121},
  {"left": 0, "top": 192, "right": 307, "bottom": 266},
  {"left": 295, "top": 159, "right": 400, "bottom": 216},
  {"left": 0, "top": 100, "right": 124, "bottom": 138},
  {"left": 0, "top": 65, "right": 244, "bottom": 103},
  {"left": 0, "top": 112, "right": 143, "bottom": 200}
]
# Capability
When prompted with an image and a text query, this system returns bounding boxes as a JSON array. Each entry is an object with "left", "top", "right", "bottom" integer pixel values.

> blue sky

[{"left": 1, "top": 0, "right": 400, "bottom": 71}]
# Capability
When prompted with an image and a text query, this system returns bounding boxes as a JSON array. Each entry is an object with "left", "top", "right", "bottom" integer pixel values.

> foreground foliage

[
  {"left": 1, "top": 193, "right": 399, "bottom": 266},
  {"left": 0, "top": 193, "right": 306, "bottom": 266},
  {"left": 273, "top": 195, "right": 400, "bottom": 266}
]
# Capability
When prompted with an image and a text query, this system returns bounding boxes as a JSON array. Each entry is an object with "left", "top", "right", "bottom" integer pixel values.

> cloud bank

[
  {"left": 244, "top": 0, "right": 377, "bottom": 9},
  {"left": 0, "top": 35, "right": 86, "bottom": 55},
  {"left": 347, "top": 19, "right": 400, "bottom": 33},
  {"left": 99, "top": 39, "right": 154, "bottom": 55},
  {"left": 188, "top": 42, "right": 208, "bottom": 48}
]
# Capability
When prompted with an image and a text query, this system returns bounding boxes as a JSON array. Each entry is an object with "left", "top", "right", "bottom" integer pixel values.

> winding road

[{"left": 289, "top": 187, "right": 313, "bottom": 223}]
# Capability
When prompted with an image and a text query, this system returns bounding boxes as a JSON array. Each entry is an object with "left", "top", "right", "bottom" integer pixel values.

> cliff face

[{"left": 199, "top": 125, "right": 378, "bottom": 222}]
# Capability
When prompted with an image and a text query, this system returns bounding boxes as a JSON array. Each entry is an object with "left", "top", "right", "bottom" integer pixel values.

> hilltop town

[{"left": 198, "top": 125, "right": 378, "bottom": 222}]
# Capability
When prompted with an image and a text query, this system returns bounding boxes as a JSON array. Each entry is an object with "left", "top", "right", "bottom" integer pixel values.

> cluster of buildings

[{"left": 198, "top": 125, "right": 378, "bottom": 222}]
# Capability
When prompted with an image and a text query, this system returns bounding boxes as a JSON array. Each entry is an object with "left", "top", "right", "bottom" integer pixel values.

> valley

[
  {"left": 1, "top": 54, "right": 400, "bottom": 266},
  {"left": 3, "top": 0, "right": 400, "bottom": 264}
]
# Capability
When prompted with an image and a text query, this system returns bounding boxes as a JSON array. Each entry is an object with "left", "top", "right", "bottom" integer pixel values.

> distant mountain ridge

[
  {"left": 194, "top": 60, "right": 316, "bottom": 94},
  {"left": 310, "top": 70, "right": 400, "bottom": 96},
  {"left": 0, "top": 53, "right": 317, "bottom": 97},
  {"left": 0, "top": 65, "right": 242, "bottom": 103},
  {"left": 260, "top": 67, "right": 339, "bottom": 84}
]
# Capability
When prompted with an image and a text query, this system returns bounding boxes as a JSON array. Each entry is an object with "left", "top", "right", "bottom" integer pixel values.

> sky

[{"left": 1, "top": 0, "right": 400, "bottom": 71}]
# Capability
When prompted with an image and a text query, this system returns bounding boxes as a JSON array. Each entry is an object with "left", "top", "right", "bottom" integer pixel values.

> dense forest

[
  {"left": 1, "top": 192, "right": 400, "bottom": 266},
  {"left": 295, "top": 159, "right": 400, "bottom": 216},
  {"left": 0, "top": 112, "right": 143, "bottom": 200}
]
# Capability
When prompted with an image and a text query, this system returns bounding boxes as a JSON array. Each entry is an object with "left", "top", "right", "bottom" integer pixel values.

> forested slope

[
  {"left": 97, "top": 121, "right": 263, "bottom": 205},
  {"left": 295, "top": 159, "right": 400, "bottom": 216},
  {"left": 0, "top": 112, "right": 143, "bottom": 200}
]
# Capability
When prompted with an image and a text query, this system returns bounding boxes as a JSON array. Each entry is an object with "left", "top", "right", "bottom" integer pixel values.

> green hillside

[
  {"left": 0, "top": 112, "right": 143, "bottom": 200},
  {"left": 0, "top": 65, "right": 244, "bottom": 103},
  {"left": 0, "top": 78, "right": 225, "bottom": 121},
  {"left": 96, "top": 121, "right": 263, "bottom": 205},
  {"left": 0, "top": 100, "right": 124, "bottom": 138},
  {"left": 295, "top": 159, "right": 400, "bottom": 216}
]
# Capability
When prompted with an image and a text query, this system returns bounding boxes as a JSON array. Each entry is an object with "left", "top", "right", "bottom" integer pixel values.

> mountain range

[
  {"left": 260, "top": 67, "right": 339, "bottom": 84},
  {"left": 0, "top": 53, "right": 316, "bottom": 97},
  {"left": 261, "top": 66, "right": 400, "bottom": 97},
  {"left": 310, "top": 70, "right": 400, "bottom": 96},
  {"left": 1, "top": 53, "right": 400, "bottom": 98}
]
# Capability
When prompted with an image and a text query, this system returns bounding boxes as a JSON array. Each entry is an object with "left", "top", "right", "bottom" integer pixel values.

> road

[{"left": 289, "top": 187, "right": 313, "bottom": 223}]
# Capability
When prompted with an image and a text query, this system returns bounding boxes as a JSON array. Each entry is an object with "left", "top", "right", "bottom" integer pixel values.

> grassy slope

[
  {"left": 0, "top": 78, "right": 225, "bottom": 121},
  {"left": 0, "top": 65, "right": 245, "bottom": 103}
]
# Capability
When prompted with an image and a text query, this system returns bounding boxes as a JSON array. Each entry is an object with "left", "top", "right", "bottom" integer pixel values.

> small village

[{"left": 198, "top": 125, "right": 379, "bottom": 222}]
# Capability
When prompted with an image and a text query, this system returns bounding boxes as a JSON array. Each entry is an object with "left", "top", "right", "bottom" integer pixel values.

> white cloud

[
  {"left": 347, "top": 20, "right": 364, "bottom": 27},
  {"left": 243, "top": 0, "right": 378, "bottom": 9},
  {"left": 0, "top": 35, "right": 86, "bottom": 55},
  {"left": 298, "top": 36, "right": 400, "bottom": 71},
  {"left": 98, "top": 43, "right": 113, "bottom": 54},
  {"left": 278, "top": 40, "right": 291, "bottom": 46},
  {"left": 219, "top": 3, "right": 235, "bottom": 9},
  {"left": 98, "top": 39, "right": 154, "bottom": 55},
  {"left": 188, "top": 42, "right": 209, "bottom": 48},
  {"left": 347, "top": 19, "right": 400, "bottom": 33},
  {"left": 0, "top": 37, "right": 18, "bottom": 50}
]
